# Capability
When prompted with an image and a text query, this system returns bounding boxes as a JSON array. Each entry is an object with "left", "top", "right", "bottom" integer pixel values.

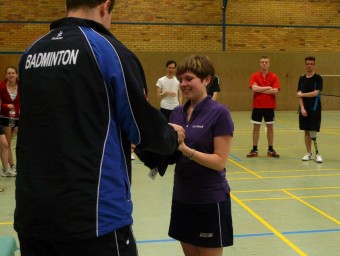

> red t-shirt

[{"left": 249, "top": 71, "right": 280, "bottom": 108}]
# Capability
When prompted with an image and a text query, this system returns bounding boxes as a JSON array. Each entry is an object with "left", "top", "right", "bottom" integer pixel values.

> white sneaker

[
  {"left": 10, "top": 165, "right": 17, "bottom": 174},
  {"left": 315, "top": 154, "right": 323, "bottom": 163},
  {"left": 302, "top": 153, "right": 313, "bottom": 161},
  {"left": 1, "top": 170, "right": 16, "bottom": 177},
  {"left": 131, "top": 153, "right": 135, "bottom": 160}
]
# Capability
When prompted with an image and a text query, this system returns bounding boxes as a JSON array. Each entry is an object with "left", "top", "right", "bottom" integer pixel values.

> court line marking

[
  {"left": 240, "top": 194, "right": 340, "bottom": 202},
  {"left": 229, "top": 153, "right": 241, "bottom": 161},
  {"left": 136, "top": 228, "right": 340, "bottom": 244},
  {"left": 231, "top": 127, "right": 340, "bottom": 132},
  {"left": 233, "top": 186, "right": 340, "bottom": 193},
  {"left": 251, "top": 168, "right": 340, "bottom": 174},
  {"left": 2, "top": 220, "right": 339, "bottom": 249},
  {"left": 285, "top": 186, "right": 340, "bottom": 191},
  {"left": 0, "top": 222, "right": 13, "bottom": 225},
  {"left": 230, "top": 193, "right": 308, "bottom": 256},
  {"left": 2, "top": 222, "right": 339, "bottom": 242},
  {"left": 228, "top": 168, "right": 340, "bottom": 174},
  {"left": 228, "top": 158, "right": 262, "bottom": 178},
  {"left": 282, "top": 190, "right": 340, "bottom": 224},
  {"left": 228, "top": 169, "right": 340, "bottom": 175},
  {"left": 228, "top": 173, "right": 340, "bottom": 181}
]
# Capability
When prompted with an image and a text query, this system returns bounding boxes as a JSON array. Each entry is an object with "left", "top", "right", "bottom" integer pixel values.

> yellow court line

[
  {"left": 0, "top": 222, "right": 13, "bottom": 225},
  {"left": 229, "top": 158, "right": 262, "bottom": 178},
  {"left": 256, "top": 168, "right": 340, "bottom": 174},
  {"left": 230, "top": 193, "right": 308, "bottom": 256},
  {"left": 229, "top": 168, "right": 340, "bottom": 175},
  {"left": 229, "top": 173, "right": 340, "bottom": 181},
  {"left": 233, "top": 186, "right": 340, "bottom": 193},
  {"left": 241, "top": 197, "right": 292, "bottom": 202},
  {"left": 282, "top": 190, "right": 340, "bottom": 225},
  {"left": 241, "top": 194, "right": 340, "bottom": 202},
  {"left": 287, "top": 186, "right": 340, "bottom": 191}
]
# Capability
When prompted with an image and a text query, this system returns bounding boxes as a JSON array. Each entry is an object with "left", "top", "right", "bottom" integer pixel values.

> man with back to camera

[
  {"left": 15, "top": 1, "right": 185, "bottom": 256},
  {"left": 297, "top": 56, "right": 323, "bottom": 163},
  {"left": 247, "top": 56, "right": 281, "bottom": 158}
]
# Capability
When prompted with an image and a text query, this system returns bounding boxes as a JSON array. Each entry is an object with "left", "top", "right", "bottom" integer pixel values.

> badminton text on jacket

[{"left": 25, "top": 49, "right": 79, "bottom": 69}]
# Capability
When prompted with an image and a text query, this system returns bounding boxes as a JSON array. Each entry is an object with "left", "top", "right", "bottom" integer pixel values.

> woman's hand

[{"left": 168, "top": 123, "right": 185, "bottom": 144}]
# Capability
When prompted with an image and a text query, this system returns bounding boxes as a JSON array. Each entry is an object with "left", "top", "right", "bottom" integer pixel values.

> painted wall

[{"left": 3, "top": 52, "right": 339, "bottom": 111}]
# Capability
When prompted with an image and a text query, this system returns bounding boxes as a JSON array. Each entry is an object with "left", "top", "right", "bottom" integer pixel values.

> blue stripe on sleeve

[{"left": 80, "top": 27, "right": 134, "bottom": 236}]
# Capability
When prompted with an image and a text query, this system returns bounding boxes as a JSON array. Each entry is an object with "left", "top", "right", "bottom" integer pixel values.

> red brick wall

[{"left": 1, "top": 0, "right": 339, "bottom": 53}]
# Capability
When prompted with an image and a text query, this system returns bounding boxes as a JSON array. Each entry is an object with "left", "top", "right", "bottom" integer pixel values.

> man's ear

[
  {"left": 106, "top": 0, "right": 112, "bottom": 11},
  {"left": 99, "top": 0, "right": 111, "bottom": 17},
  {"left": 104, "top": 0, "right": 112, "bottom": 15}
]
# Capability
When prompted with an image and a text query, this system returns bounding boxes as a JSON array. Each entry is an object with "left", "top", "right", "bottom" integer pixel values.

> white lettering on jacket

[{"left": 25, "top": 49, "right": 79, "bottom": 69}]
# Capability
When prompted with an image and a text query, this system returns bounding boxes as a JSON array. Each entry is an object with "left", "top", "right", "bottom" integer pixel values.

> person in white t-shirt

[{"left": 156, "top": 60, "right": 182, "bottom": 121}]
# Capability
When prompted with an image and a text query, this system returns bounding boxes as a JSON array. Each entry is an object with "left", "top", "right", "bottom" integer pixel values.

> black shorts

[
  {"left": 299, "top": 110, "right": 321, "bottom": 132},
  {"left": 0, "top": 126, "right": 3, "bottom": 135},
  {"left": 18, "top": 225, "right": 138, "bottom": 256},
  {"left": 251, "top": 108, "right": 275, "bottom": 124},
  {"left": 1, "top": 118, "right": 19, "bottom": 127},
  {"left": 168, "top": 196, "right": 233, "bottom": 248}
]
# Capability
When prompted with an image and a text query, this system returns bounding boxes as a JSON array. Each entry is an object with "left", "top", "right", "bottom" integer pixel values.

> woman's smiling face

[
  {"left": 178, "top": 71, "right": 210, "bottom": 104},
  {"left": 6, "top": 67, "right": 18, "bottom": 83}
]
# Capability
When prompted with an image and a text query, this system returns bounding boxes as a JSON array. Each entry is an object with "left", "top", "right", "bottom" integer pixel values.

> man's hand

[
  {"left": 163, "top": 90, "right": 176, "bottom": 97},
  {"left": 168, "top": 123, "right": 185, "bottom": 144},
  {"left": 131, "top": 144, "right": 136, "bottom": 153},
  {"left": 300, "top": 108, "right": 307, "bottom": 117}
]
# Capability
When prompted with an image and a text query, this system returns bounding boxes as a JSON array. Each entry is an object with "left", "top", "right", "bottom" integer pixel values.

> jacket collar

[{"left": 50, "top": 17, "right": 112, "bottom": 36}]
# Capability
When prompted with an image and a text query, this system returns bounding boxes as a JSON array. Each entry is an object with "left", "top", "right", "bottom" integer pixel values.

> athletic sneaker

[
  {"left": 267, "top": 150, "right": 280, "bottom": 158},
  {"left": 315, "top": 154, "right": 323, "bottom": 163},
  {"left": 1, "top": 170, "right": 16, "bottom": 177},
  {"left": 302, "top": 153, "right": 313, "bottom": 161},
  {"left": 131, "top": 153, "right": 135, "bottom": 160},
  {"left": 246, "top": 150, "right": 258, "bottom": 158},
  {"left": 10, "top": 165, "right": 17, "bottom": 174}
]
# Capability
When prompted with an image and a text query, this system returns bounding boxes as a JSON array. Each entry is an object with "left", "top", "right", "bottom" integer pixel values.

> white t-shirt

[{"left": 156, "top": 76, "right": 180, "bottom": 110}]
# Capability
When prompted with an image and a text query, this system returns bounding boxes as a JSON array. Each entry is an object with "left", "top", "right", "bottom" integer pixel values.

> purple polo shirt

[{"left": 169, "top": 96, "right": 234, "bottom": 204}]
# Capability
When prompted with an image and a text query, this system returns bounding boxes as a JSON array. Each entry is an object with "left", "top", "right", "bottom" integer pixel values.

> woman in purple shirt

[{"left": 168, "top": 55, "right": 234, "bottom": 256}]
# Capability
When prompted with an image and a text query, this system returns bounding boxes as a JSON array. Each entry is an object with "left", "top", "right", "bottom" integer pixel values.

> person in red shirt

[
  {"left": 0, "top": 66, "right": 19, "bottom": 175},
  {"left": 247, "top": 56, "right": 280, "bottom": 158}
]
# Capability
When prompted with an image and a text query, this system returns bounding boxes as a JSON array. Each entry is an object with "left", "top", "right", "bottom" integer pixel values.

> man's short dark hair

[
  {"left": 166, "top": 60, "right": 177, "bottom": 68},
  {"left": 305, "top": 56, "right": 316, "bottom": 62},
  {"left": 66, "top": 0, "right": 115, "bottom": 12}
]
